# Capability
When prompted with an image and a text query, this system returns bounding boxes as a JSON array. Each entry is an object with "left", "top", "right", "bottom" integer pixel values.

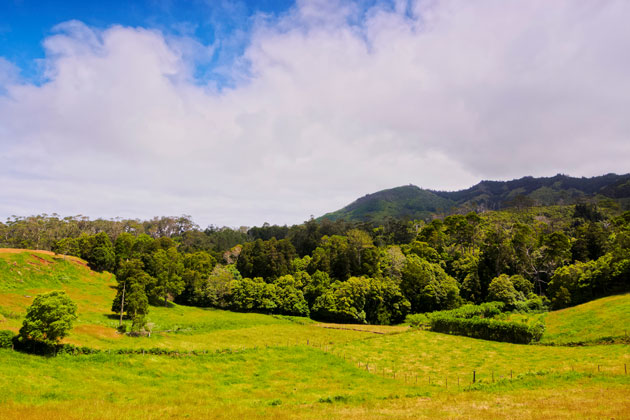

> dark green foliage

[
  {"left": 4, "top": 181, "right": 630, "bottom": 327},
  {"left": 429, "top": 315, "right": 545, "bottom": 344},
  {"left": 0, "top": 330, "right": 15, "bottom": 349},
  {"left": 405, "top": 313, "right": 429, "bottom": 328},
  {"left": 319, "top": 173, "right": 630, "bottom": 223},
  {"left": 424, "top": 301, "right": 543, "bottom": 343},
  {"left": 148, "top": 247, "right": 184, "bottom": 306},
  {"left": 177, "top": 251, "right": 218, "bottom": 305},
  {"left": 112, "top": 259, "right": 152, "bottom": 323},
  {"left": 548, "top": 253, "right": 616, "bottom": 309},
  {"left": 400, "top": 255, "right": 460, "bottom": 313},
  {"left": 311, "top": 276, "right": 410, "bottom": 324},
  {"left": 320, "top": 185, "right": 456, "bottom": 222},
  {"left": 571, "top": 222, "right": 609, "bottom": 262},
  {"left": 78, "top": 232, "right": 116, "bottom": 272},
  {"left": 428, "top": 302, "right": 506, "bottom": 320},
  {"left": 236, "top": 238, "right": 296, "bottom": 279},
  {"left": 272, "top": 275, "right": 310, "bottom": 316},
  {"left": 229, "top": 276, "right": 308, "bottom": 316},
  {"left": 487, "top": 274, "right": 522, "bottom": 306},
  {"left": 18, "top": 291, "right": 78, "bottom": 345}
]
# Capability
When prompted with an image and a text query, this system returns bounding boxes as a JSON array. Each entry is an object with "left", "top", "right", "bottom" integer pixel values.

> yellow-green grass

[
  {"left": 1, "top": 249, "right": 630, "bottom": 419},
  {"left": 329, "top": 329, "right": 630, "bottom": 384},
  {"left": 510, "top": 293, "right": 630, "bottom": 345},
  {"left": 0, "top": 347, "right": 628, "bottom": 420}
]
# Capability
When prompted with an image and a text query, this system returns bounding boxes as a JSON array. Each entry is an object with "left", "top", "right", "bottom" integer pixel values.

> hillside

[
  {"left": 320, "top": 173, "right": 630, "bottom": 222},
  {"left": 510, "top": 293, "right": 630, "bottom": 345},
  {"left": 1, "top": 248, "right": 629, "bottom": 419}
]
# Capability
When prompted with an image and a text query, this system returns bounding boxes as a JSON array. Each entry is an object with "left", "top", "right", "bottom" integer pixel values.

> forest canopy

[{"left": 1, "top": 202, "right": 629, "bottom": 326}]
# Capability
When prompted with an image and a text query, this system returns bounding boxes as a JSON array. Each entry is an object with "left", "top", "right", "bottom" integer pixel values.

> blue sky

[
  {"left": 1, "top": 1, "right": 629, "bottom": 227},
  {"left": 1, "top": 0, "right": 294, "bottom": 83}
]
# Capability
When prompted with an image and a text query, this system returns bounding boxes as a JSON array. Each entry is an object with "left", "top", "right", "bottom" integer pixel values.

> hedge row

[
  {"left": 430, "top": 315, "right": 544, "bottom": 344},
  {"left": 432, "top": 302, "right": 505, "bottom": 320},
  {"left": 2, "top": 332, "right": 252, "bottom": 357}
]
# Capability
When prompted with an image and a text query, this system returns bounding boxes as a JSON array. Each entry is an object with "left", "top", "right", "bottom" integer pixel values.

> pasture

[{"left": 0, "top": 250, "right": 629, "bottom": 419}]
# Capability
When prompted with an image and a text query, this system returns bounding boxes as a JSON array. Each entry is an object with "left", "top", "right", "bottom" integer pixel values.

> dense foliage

[
  {"left": 1, "top": 200, "right": 629, "bottom": 325},
  {"left": 429, "top": 314, "right": 544, "bottom": 344},
  {"left": 17, "top": 291, "right": 78, "bottom": 345}
]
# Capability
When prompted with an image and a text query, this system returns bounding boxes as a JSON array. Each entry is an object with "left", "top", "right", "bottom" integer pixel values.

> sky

[{"left": 1, "top": 0, "right": 629, "bottom": 228}]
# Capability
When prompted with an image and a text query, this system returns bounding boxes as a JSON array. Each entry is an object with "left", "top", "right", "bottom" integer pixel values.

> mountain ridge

[{"left": 319, "top": 173, "right": 630, "bottom": 222}]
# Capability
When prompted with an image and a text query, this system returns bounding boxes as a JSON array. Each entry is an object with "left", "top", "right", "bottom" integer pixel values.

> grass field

[
  {"left": 509, "top": 293, "right": 630, "bottom": 344},
  {"left": 1, "top": 249, "right": 629, "bottom": 419}
]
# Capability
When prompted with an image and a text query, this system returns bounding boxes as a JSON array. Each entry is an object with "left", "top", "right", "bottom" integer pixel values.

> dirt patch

[
  {"left": 0, "top": 248, "right": 57, "bottom": 255},
  {"left": 30, "top": 254, "right": 52, "bottom": 266},
  {"left": 69, "top": 324, "right": 120, "bottom": 340},
  {"left": 314, "top": 323, "right": 410, "bottom": 335},
  {"left": 0, "top": 248, "right": 85, "bottom": 266}
]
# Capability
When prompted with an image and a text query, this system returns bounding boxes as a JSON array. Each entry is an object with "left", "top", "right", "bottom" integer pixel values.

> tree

[
  {"left": 18, "top": 291, "right": 77, "bottom": 345},
  {"left": 401, "top": 254, "right": 460, "bottom": 312},
  {"left": 487, "top": 274, "right": 520, "bottom": 306},
  {"left": 112, "top": 259, "right": 152, "bottom": 327},
  {"left": 149, "top": 247, "right": 184, "bottom": 306}
]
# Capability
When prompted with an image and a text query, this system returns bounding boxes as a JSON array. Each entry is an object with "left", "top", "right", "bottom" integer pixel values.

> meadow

[{"left": 1, "top": 249, "right": 629, "bottom": 419}]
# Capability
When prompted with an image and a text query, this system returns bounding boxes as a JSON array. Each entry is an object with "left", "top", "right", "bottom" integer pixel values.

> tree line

[{"left": 2, "top": 203, "right": 629, "bottom": 327}]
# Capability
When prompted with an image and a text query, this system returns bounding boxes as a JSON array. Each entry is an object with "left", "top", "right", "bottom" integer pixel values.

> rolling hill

[
  {"left": 1, "top": 249, "right": 629, "bottom": 419},
  {"left": 320, "top": 173, "right": 630, "bottom": 222}
]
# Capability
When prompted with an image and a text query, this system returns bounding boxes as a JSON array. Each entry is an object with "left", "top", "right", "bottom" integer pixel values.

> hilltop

[{"left": 320, "top": 173, "right": 630, "bottom": 222}]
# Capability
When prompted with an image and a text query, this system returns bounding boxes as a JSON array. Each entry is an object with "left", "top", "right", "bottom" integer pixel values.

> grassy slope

[
  {"left": 1, "top": 249, "right": 629, "bottom": 419},
  {"left": 0, "top": 250, "right": 370, "bottom": 349},
  {"left": 510, "top": 293, "right": 630, "bottom": 344}
]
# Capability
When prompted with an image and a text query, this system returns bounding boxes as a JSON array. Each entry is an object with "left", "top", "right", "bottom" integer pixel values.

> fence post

[
  {"left": 625, "top": 364, "right": 627, "bottom": 375},
  {"left": 510, "top": 369, "right": 512, "bottom": 379},
  {"left": 473, "top": 370, "right": 476, "bottom": 384}
]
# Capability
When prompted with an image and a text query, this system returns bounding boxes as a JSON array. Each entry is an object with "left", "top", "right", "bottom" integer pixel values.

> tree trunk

[{"left": 119, "top": 281, "right": 126, "bottom": 327}]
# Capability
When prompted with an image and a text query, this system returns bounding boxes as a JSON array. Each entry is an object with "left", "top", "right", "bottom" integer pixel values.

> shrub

[
  {"left": 18, "top": 290, "right": 78, "bottom": 345},
  {"left": 430, "top": 315, "right": 544, "bottom": 344},
  {"left": 405, "top": 313, "right": 429, "bottom": 328},
  {"left": 0, "top": 330, "right": 15, "bottom": 349},
  {"left": 428, "top": 302, "right": 505, "bottom": 320}
]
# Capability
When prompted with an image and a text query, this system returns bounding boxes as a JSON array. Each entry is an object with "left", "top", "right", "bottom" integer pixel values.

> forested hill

[{"left": 320, "top": 173, "right": 630, "bottom": 222}]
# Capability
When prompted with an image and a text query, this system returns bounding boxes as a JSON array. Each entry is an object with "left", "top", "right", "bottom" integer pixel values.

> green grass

[
  {"left": 0, "top": 346, "right": 628, "bottom": 420},
  {"left": 329, "top": 329, "right": 630, "bottom": 383},
  {"left": 1, "top": 249, "right": 629, "bottom": 419},
  {"left": 509, "top": 294, "right": 630, "bottom": 345}
]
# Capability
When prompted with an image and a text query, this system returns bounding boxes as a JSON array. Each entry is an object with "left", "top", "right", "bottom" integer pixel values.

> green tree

[
  {"left": 18, "top": 291, "right": 78, "bottom": 345},
  {"left": 487, "top": 274, "right": 520, "bottom": 306},
  {"left": 112, "top": 259, "right": 152, "bottom": 327},
  {"left": 149, "top": 247, "right": 184, "bottom": 306},
  {"left": 401, "top": 254, "right": 460, "bottom": 312}
]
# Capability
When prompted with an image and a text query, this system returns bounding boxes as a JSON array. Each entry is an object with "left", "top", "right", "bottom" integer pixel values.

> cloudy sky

[{"left": 1, "top": 0, "right": 629, "bottom": 227}]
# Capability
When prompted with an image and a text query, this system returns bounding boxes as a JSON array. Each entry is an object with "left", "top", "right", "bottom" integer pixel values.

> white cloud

[{"left": 1, "top": 0, "right": 630, "bottom": 226}]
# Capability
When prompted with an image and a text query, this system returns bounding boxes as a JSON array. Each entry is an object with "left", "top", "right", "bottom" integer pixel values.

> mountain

[{"left": 319, "top": 173, "right": 630, "bottom": 222}]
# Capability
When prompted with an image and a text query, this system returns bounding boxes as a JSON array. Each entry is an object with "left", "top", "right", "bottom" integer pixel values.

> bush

[
  {"left": 405, "top": 313, "right": 430, "bottom": 328},
  {"left": 513, "top": 295, "right": 548, "bottom": 313},
  {"left": 0, "top": 330, "right": 15, "bottom": 349},
  {"left": 19, "top": 290, "right": 78, "bottom": 345},
  {"left": 428, "top": 302, "right": 505, "bottom": 320},
  {"left": 430, "top": 315, "right": 544, "bottom": 344}
]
